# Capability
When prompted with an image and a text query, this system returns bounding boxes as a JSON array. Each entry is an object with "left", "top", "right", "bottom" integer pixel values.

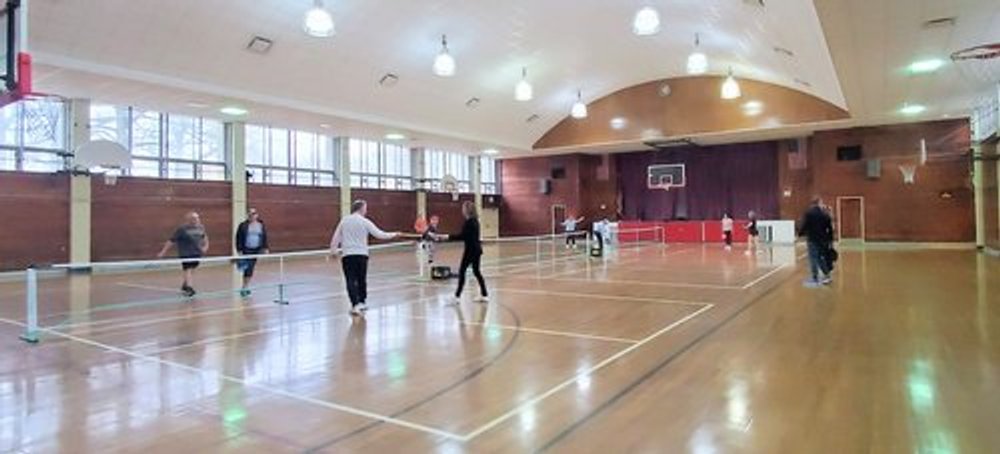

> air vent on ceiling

[
  {"left": 922, "top": 17, "right": 957, "bottom": 29},
  {"left": 742, "top": 0, "right": 765, "bottom": 7},
  {"left": 644, "top": 138, "right": 699, "bottom": 149},
  {"left": 379, "top": 73, "right": 399, "bottom": 87},
  {"left": 246, "top": 36, "right": 274, "bottom": 54},
  {"left": 465, "top": 97, "right": 481, "bottom": 108},
  {"left": 773, "top": 46, "right": 795, "bottom": 58},
  {"left": 526, "top": 114, "right": 540, "bottom": 123},
  {"left": 794, "top": 78, "right": 812, "bottom": 88}
]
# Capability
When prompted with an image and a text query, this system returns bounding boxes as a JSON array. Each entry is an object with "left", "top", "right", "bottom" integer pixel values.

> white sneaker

[
  {"left": 821, "top": 276, "right": 833, "bottom": 285},
  {"left": 358, "top": 303, "right": 369, "bottom": 312},
  {"left": 350, "top": 306, "right": 363, "bottom": 316},
  {"left": 448, "top": 296, "right": 461, "bottom": 305},
  {"left": 474, "top": 295, "right": 489, "bottom": 303}
]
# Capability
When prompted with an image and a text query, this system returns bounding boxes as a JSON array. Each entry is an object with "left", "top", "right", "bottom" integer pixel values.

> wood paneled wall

[
  {"left": 352, "top": 189, "right": 417, "bottom": 234},
  {"left": 426, "top": 192, "right": 474, "bottom": 234},
  {"left": 91, "top": 178, "right": 232, "bottom": 261},
  {"left": 248, "top": 185, "right": 340, "bottom": 252},
  {"left": 500, "top": 155, "right": 586, "bottom": 235},
  {"left": 780, "top": 119, "right": 975, "bottom": 242},
  {"left": 0, "top": 172, "right": 69, "bottom": 270}
]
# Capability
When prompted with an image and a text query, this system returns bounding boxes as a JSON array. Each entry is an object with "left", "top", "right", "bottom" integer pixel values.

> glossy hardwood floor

[{"left": 1, "top": 242, "right": 997, "bottom": 453}]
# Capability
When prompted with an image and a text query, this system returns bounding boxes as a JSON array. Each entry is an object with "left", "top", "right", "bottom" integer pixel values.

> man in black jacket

[
  {"left": 235, "top": 208, "right": 269, "bottom": 297},
  {"left": 798, "top": 196, "right": 834, "bottom": 286}
]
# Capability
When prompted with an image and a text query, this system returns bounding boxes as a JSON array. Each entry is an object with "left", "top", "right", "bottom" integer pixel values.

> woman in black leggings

[{"left": 443, "top": 201, "right": 489, "bottom": 304}]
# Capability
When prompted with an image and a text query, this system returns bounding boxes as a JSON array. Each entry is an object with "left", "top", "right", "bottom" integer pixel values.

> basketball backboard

[
  {"left": 647, "top": 164, "right": 686, "bottom": 190},
  {"left": 0, "top": 0, "right": 29, "bottom": 107}
]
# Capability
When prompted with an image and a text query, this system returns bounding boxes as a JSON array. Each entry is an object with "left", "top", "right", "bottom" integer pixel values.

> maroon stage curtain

[{"left": 616, "top": 142, "right": 779, "bottom": 221}]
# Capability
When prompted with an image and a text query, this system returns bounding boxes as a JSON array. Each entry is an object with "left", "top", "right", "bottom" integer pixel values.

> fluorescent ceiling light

[
  {"left": 483, "top": 148, "right": 499, "bottom": 155},
  {"left": 742, "top": 100, "right": 763, "bottom": 116},
  {"left": 303, "top": 0, "right": 335, "bottom": 38},
  {"left": 907, "top": 58, "right": 945, "bottom": 74},
  {"left": 433, "top": 35, "right": 456, "bottom": 77},
  {"left": 384, "top": 133, "right": 406, "bottom": 141},
  {"left": 610, "top": 117, "right": 627, "bottom": 130},
  {"left": 219, "top": 106, "right": 248, "bottom": 116},
  {"left": 632, "top": 7, "right": 661, "bottom": 36},
  {"left": 899, "top": 104, "right": 926, "bottom": 116}
]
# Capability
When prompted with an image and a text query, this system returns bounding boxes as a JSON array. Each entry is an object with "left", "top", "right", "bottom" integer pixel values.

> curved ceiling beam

[{"left": 534, "top": 76, "right": 849, "bottom": 150}]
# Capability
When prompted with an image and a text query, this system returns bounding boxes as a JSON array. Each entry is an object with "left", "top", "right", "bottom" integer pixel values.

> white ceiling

[
  {"left": 816, "top": 0, "right": 1000, "bottom": 126},
  {"left": 27, "top": 0, "right": 847, "bottom": 153}
]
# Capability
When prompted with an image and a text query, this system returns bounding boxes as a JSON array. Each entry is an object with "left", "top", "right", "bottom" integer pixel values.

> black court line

[
  {"left": 534, "top": 263, "right": 801, "bottom": 452},
  {"left": 302, "top": 300, "right": 525, "bottom": 452}
]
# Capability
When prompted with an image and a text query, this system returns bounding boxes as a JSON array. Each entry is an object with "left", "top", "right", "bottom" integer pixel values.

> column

[
  {"left": 414, "top": 147, "right": 426, "bottom": 218},
  {"left": 471, "top": 155, "right": 483, "bottom": 213},
  {"left": 68, "top": 98, "right": 91, "bottom": 264},
  {"left": 228, "top": 122, "right": 247, "bottom": 254},
  {"left": 973, "top": 144, "right": 985, "bottom": 248},
  {"left": 338, "top": 137, "right": 352, "bottom": 217}
]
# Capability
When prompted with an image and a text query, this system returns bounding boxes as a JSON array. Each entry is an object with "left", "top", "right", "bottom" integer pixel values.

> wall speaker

[
  {"left": 539, "top": 178, "right": 552, "bottom": 194},
  {"left": 866, "top": 159, "right": 881, "bottom": 179}
]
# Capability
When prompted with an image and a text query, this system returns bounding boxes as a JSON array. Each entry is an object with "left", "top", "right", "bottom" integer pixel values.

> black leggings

[
  {"left": 455, "top": 253, "right": 487, "bottom": 297},
  {"left": 341, "top": 255, "right": 369, "bottom": 306}
]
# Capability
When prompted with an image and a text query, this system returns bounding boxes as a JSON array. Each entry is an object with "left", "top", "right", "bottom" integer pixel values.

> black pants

[
  {"left": 455, "top": 253, "right": 487, "bottom": 297},
  {"left": 723, "top": 231, "right": 732, "bottom": 246},
  {"left": 341, "top": 255, "right": 369, "bottom": 306},
  {"left": 566, "top": 234, "right": 577, "bottom": 246}
]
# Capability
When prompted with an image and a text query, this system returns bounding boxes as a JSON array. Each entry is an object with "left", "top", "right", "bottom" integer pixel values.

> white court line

[
  {"left": 459, "top": 302, "right": 715, "bottom": 441},
  {"left": 485, "top": 286, "right": 710, "bottom": 307},
  {"left": 399, "top": 313, "right": 639, "bottom": 345},
  {"left": 0, "top": 316, "right": 464, "bottom": 441},
  {"left": 55, "top": 281, "right": 419, "bottom": 333},
  {"left": 531, "top": 245, "right": 699, "bottom": 280},
  {"left": 540, "top": 276, "right": 742, "bottom": 290},
  {"left": 116, "top": 282, "right": 180, "bottom": 293},
  {"left": 740, "top": 264, "right": 789, "bottom": 289}
]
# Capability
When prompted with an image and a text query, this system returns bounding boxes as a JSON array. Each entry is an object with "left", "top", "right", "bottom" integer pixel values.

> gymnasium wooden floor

[{"left": 1, "top": 241, "right": 998, "bottom": 453}]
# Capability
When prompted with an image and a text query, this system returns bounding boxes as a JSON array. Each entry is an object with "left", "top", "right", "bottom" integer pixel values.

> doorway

[
  {"left": 551, "top": 204, "right": 567, "bottom": 235},
  {"left": 836, "top": 196, "right": 865, "bottom": 241}
]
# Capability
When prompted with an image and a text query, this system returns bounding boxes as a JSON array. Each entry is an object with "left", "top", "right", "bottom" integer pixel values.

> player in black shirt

[
  {"left": 439, "top": 201, "right": 489, "bottom": 304},
  {"left": 157, "top": 212, "right": 210, "bottom": 297}
]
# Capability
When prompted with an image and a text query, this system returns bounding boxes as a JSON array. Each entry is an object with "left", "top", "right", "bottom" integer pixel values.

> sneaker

[
  {"left": 239, "top": 288, "right": 251, "bottom": 297},
  {"left": 474, "top": 295, "right": 489, "bottom": 303},
  {"left": 350, "top": 306, "right": 363, "bottom": 316},
  {"left": 358, "top": 303, "right": 369, "bottom": 312},
  {"left": 182, "top": 285, "right": 196, "bottom": 297},
  {"left": 802, "top": 279, "right": 822, "bottom": 289},
  {"left": 821, "top": 276, "right": 833, "bottom": 285},
  {"left": 448, "top": 296, "right": 462, "bottom": 305}
]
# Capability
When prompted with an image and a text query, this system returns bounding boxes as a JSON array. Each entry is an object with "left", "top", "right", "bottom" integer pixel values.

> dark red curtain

[{"left": 616, "top": 142, "right": 779, "bottom": 221}]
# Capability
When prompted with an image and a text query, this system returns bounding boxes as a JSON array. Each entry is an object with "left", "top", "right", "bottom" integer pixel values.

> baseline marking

[
  {"left": 0, "top": 316, "right": 465, "bottom": 441},
  {"left": 460, "top": 302, "right": 715, "bottom": 441}
]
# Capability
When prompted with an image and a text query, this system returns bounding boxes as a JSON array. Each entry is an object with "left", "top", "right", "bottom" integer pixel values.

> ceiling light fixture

[
  {"left": 571, "top": 90, "right": 588, "bottom": 119},
  {"left": 384, "top": 133, "right": 406, "bottom": 141},
  {"left": 907, "top": 58, "right": 945, "bottom": 74},
  {"left": 742, "top": 100, "right": 764, "bottom": 116},
  {"left": 515, "top": 67, "right": 533, "bottom": 101},
  {"left": 721, "top": 68, "right": 741, "bottom": 100},
  {"left": 433, "top": 34, "right": 456, "bottom": 77},
  {"left": 632, "top": 6, "right": 661, "bottom": 36},
  {"left": 610, "top": 117, "right": 627, "bottom": 130},
  {"left": 483, "top": 148, "right": 499, "bottom": 155},
  {"left": 303, "top": 0, "right": 335, "bottom": 38},
  {"left": 687, "top": 33, "right": 708, "bottom": 75},
  {"left": 219, "top": 106, "right": 248, "bottom": 116},
  {"left": 899, "top": 103, "right": 926, "bottom": 116},
  {"left": 379, "top": 73, "right": 399, "bottom": 87}
]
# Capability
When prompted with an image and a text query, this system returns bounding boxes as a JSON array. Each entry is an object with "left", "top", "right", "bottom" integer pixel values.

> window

[
  {"left": 480, "top": 156, "right": 499, "bottom": 194},
  {"left": 89, "top": 104, "right": 227, "bottom": 180},
  {"left": 423, "top": 149, "right": 471, "bottom": 192},
  {"left": 348, "top": 138, "right": 413, "bottom": 190},
  {"left": 245, "top": 124, "right": 337, "bottom": 186},
  {"left": 0, "top": 98, "right": 68, "bottom": 172}
]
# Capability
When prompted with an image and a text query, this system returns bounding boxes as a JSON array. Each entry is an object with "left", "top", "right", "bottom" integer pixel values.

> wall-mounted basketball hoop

[
  {"left": 441, "top": 174, "right": 460, "bottom": 201},
  {"left": 898, "top": 164, "right": 917, "bottom": 185},
  {"left": 647, "top": 164, "right": 686, "bottom": 191},
  {"left": 73, "top": 140, "right": 131, "bottom": 186}
]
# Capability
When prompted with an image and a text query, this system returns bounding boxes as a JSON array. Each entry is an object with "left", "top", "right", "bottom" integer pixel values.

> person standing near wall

[
  {"left": 798, "top": 197, "right": 834, "bottom": 287},
  {"left": 437, "top": 201, "right": 489, "bottom": 304},
  {"left": 234, "top": 208, "right": 269, "bottom": 297},
  {"left": 330, "top": 200, "right": 400, "bottom": 316},
  {"left": 722, "top": 213, "right": 734, "bottom": 251},
  {"left": 562, "top": 214, "right": 585, "bottom": 249},
  {"left": 745, "top": 210, "right": 760, "bottom": 255},
  {"left": 157, "top": 211, "right": 210, "bottom": 297}
]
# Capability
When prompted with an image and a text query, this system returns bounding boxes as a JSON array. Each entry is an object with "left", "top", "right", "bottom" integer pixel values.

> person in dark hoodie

[
  {"left": 234, "top": 207, "right": 269, "bottom": 297},
  {"left": 798, "top": 196, "right": 834, "bottom": 287},
  {"left": 437, "top": 201, "right": 489, "bottom": 304}
]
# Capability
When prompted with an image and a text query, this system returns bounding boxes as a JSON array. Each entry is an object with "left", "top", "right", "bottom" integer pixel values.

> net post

[
  {"left": 20, "top": 266, "right": 39, "bottom": 344},
  {"left": 274, "top": 256, "right": 289, "bottom": 305}
]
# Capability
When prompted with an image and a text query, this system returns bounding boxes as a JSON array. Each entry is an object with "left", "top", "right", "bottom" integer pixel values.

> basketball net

[
  {"left": 443, "top": 182, "right": 459, "bottom": 201},
  {"left": 898, "top": 164, "right": 917, "bottom": 185}
]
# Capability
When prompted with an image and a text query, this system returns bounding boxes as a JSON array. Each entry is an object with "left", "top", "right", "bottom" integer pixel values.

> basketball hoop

[
  {"left": 441, "top": 174, "right": 460, "bottom": 201},
  {"left": 647, "top": 164, "right": 686, "bottom": 192},
  {"left": 103, "top": 170, "right": 119, "bottom": 186},
  {"left": 899, "top": 164, "right": 917, "bottom": 185},
  {"left": 73, "top": 140, "right": 131, "bottom": 186}
]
